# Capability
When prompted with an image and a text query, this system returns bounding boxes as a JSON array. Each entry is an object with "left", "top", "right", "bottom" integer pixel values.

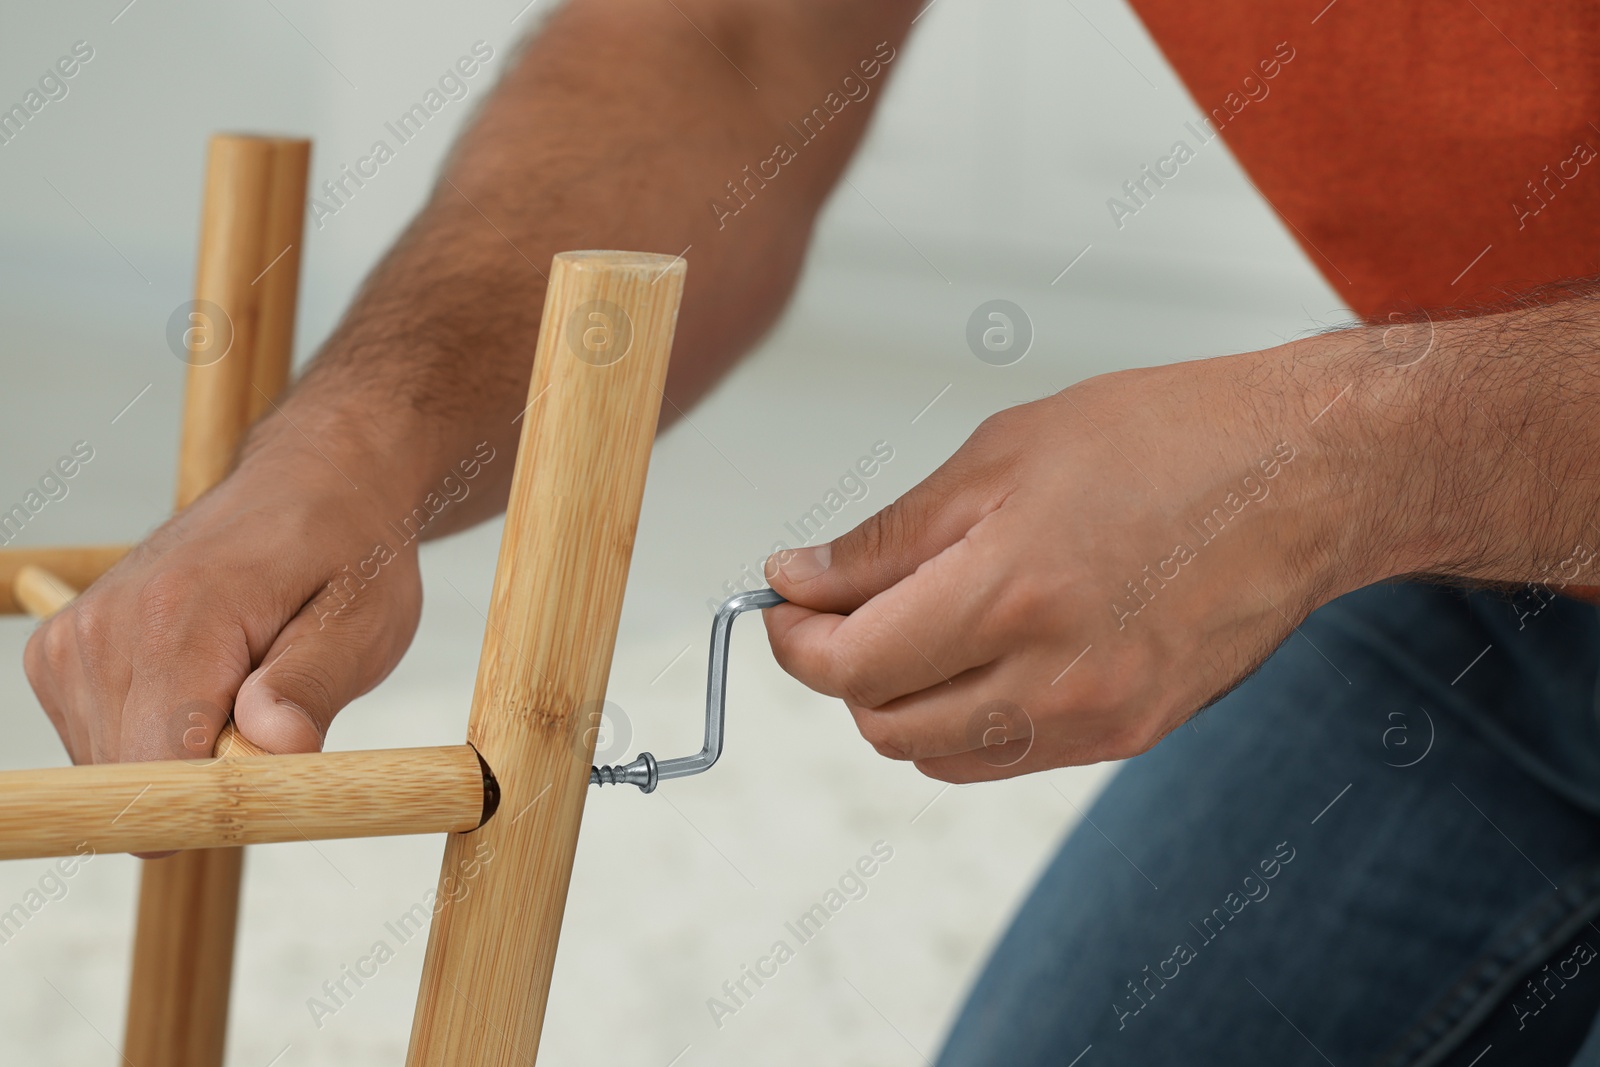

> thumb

[
  {"left": 765, "top": 457, "right": 996, "bottom": 614},
  {"left": 233, "top": 566, "right": 422, "bottom": 754}
]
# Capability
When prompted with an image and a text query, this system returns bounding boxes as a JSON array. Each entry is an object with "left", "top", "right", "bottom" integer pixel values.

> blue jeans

[{"left": 938, "top": 582, "right": 1600, "bottom": 1066}]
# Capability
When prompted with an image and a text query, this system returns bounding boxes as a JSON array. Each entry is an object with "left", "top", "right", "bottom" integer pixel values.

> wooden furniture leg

[
  {"left": 123, "top": 133, "right": 309, "bottom": 1067},
  {"left": 406, "top": 251, "right": 686, "bottom": 1063}
]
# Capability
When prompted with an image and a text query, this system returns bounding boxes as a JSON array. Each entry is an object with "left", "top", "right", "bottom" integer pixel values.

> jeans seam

[{"left": 1373, "top": 860, "right": 1600, "bottom": 1067}]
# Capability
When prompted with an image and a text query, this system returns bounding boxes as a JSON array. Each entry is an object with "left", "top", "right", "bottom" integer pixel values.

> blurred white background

[{"left": 0, "top": 1, "right": 1341, "bottom": 1063}]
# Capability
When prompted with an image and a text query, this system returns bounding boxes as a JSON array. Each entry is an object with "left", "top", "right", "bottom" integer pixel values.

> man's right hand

[{"left": 23, "top": 447, "right": 423, "bottom": 764}]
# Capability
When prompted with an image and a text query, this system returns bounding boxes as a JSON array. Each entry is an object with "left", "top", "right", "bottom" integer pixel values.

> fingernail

[
  {"left": 256, "top": 698, "right": 326, "bottom": 753},
  {"left": 773, "top": 544, "right": 831, "bottom": 584}
]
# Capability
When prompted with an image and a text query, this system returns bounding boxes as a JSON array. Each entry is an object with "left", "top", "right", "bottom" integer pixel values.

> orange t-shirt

[
  {"left": 1128, "top": 0, "right": 1600, "bottom": 319},
  {"left": 1128, "top": 2, "right": 1600, "bottom": 599}
]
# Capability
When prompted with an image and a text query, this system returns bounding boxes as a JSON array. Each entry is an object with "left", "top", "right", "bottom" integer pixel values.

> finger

[
  {"left": 27, "top": 595, "right": 140, "bottom": 764},
  {"left": 766, "top": 527, "right": 1012, "bottom": 708},
  {"left": 843, "top": 643, "right": 1065, "bottom": 764},
  {"left": 117, "top": 619, "right": 254, "bottom": 763},
  {"left": 22, "top": 619, "right": 90, "bottom": 763},
  {"left": 912, "top": 735, "right": 1058, "bottom": 785},
  {"left": 906, "top": 674, "right": 1152, "bottom": 783},
  {"left": 840, "top": 660, "right": 1013, "bottom": 762},
  {"left": 113, "top": 559, "right": 306, "bottom": 762},
  {"left": 232, "top": 566, "right": 422, "bottom": 754},
  {"left": 764, "top": 437, "right": 1007, "bottom": 614}
]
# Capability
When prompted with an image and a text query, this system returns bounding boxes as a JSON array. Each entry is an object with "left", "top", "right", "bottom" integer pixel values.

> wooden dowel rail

[
  {"left": 0, "top": 545, "right": 130, "bottom": 614},
  {"left": 11, "top": 564, "right": 76, "bottom": 618},
  {"left": 0, "top": 744, "right": 496, "bottom": 861}
]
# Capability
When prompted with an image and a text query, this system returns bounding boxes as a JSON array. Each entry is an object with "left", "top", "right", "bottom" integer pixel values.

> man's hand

[
  {"left": 763, "top": 335, "right": 1415, "bottom": 783},
  {"left": 767, "top": 292, "right": 1600, "bottom": 781},
  {"left": 24, "top": 447, "right": 422, "bottom": 763}
]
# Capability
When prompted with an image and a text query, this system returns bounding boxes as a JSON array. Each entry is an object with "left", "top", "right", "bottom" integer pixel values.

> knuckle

[
  {"left": 850, "top": 508, "right": 898, "bottom": 566},
  {"left": 987, "top": 578, "right": 1050, "bottom": 637},
  {"left": 832, "top": 657, "right": 888, "bottom": 712},
  {"left": 134, "top": 569, "right": 198, "bottom": 636},
  {"left": 855, "top": 713, "right": 914, "bottom": 762},
  {"left": 24, "top": 630, "right": 83, "bottom": 764},
  {"left": 815, "top": 638, "right": 873, "bottom": 706},
  {"left": 846, "top": 499, "right": 921, "bottom": 582},
  {"left": 969, "top": 408, "right": 1027, "bottom": 456},
  {"left": 21, "top": 628, "right": 45, "bottom": 682},
  {"left": 870, "top": 736, "right": 914, "bottom": 761},
  {"left": 26, "top": 617, "right": 73, "bottom": 680},
  {"left": 974, "top": 407, "right": 1018, "bottom": 437},
  {"left": 65, "top": 600, "right": 123, "bottom": 680}
]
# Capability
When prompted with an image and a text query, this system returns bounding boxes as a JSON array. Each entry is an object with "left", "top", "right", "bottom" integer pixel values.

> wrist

[
  {"left": 1280, "top": 311, "right": 1564, "bottom": 591},
  {"left": 237, "top": 349, "right": 516, "bottom": 544},
  {"left": 1262, "top": 324, "right": 1429, "bottom": 598},
  {"left": 1356, "top": 299, "right": 1600, "bottom": 588},
  {"left": 235, "top": 375, "right": 447, "bottom": 525},
  {"left": 238, "top": 406, "right": 404, "bottom": 513}
]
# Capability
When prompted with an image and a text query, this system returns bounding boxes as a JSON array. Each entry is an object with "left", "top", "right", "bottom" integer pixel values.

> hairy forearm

[
  {"left": 1295, "top": 285, "right": 1600, "bottom": 595},
  {"left": 240, "top": 0, "right": 918, "bottom": 530}
]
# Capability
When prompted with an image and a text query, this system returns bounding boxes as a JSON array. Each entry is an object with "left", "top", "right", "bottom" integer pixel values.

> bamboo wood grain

[
  {"left": 127, "top": 848, "right": 239, "bottom": 1064},
  {"left": 245, "top": 139, "right": 305, "bottom": 418},
  {"left": 406, "top": 251, "right": 686, "bottom": 1064},
  {"left": 212, "top": 724, "right": 269, "bottom": 758},
  {"left": 0, "top": 545, "right": 129, "bottom": 614},
  {"left": 127, "top": 132, "right": 310, "bottom": 1067},
  {"left": 0, "top": 746, "right": 487, "bottom": 861}
]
